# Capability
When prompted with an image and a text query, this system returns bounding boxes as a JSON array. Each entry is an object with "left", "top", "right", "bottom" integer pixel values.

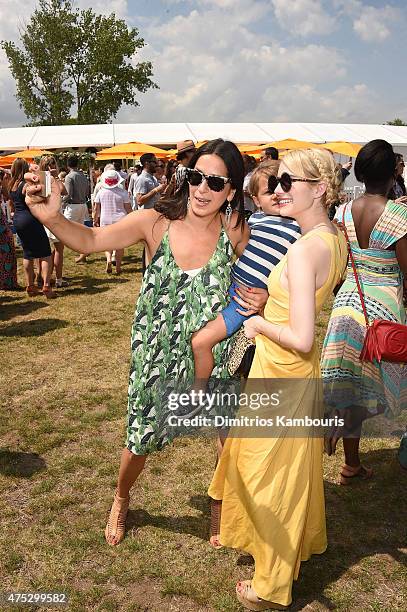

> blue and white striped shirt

[{"left": 232, "top": 212, "right": 301, "bottom": 289}]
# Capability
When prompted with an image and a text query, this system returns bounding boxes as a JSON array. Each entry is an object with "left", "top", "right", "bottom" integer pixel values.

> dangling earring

[
  {"left": 187, "top": 197, "right": 190, "bottom": 209},
  {"left": 225, "top": 201, "right": 232, "bottom": 225}
]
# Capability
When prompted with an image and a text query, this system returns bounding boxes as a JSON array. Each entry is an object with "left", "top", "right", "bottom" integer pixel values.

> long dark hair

[
  {"left": 10, "top": 158, "right": 29, "bottom": 191},
  {"left": 388, "top": 153, "right": 406, "bottom": 199},
  {"left": 156, "top": 139, "right": 245, "bottom": 228}
]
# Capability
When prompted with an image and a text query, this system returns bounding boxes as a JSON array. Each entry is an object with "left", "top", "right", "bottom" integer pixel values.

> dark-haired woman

[
  {"left": 8, "top": 158, "right": 54, "bottom": 297},
  {"left": 322, "top": 139, "right": 407, "bottom": 481},
  {"left": 23, "top": 139, "right": 267, "bottom": 545},
  {"left": 388, "top": 153, "right": 406, "bottom": 201}
]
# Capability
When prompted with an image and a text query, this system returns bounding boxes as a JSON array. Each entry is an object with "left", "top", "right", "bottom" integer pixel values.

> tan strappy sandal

[
  {"left": 236, "top": 580, "right": 288, "bottom": 611},
  {"left": 105, "top": 493, "right": 130, "bottom": 546},
  {"left": 209, "top": 498, "right": 223, "bottom": 549}
]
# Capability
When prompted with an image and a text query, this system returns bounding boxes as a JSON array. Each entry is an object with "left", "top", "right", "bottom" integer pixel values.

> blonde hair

[
  {"left": 282, "top": 148, "right": 342, "bottom": 209},
  {"left": 39, "top": 155, "right": 58, "bottom": 172},
  {"left": 249, "top": 160, "right": 280, "bottom": 197}
]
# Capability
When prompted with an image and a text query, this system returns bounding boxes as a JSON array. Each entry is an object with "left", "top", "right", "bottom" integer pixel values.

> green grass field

[{"left": 1, "top": 246, "right": 406, "bottom": 611}]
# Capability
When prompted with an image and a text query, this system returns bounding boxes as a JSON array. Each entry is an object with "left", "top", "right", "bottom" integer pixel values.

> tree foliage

[
  {"left": 385, "top": 118, "right": 407, "bottom": 126},
  {"left": 2, "top": 0, "right": 157, "bottom": 125}
]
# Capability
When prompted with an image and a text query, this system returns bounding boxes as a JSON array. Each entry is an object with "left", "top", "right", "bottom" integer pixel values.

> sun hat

[
  {"left": 176, "top": 140, "right": 196, "bottom": 154},
  {"left": 100, "top": 169, "right": 124, "bottom": 189}
]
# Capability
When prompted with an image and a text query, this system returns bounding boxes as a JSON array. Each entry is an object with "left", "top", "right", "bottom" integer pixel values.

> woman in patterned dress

[
  {"left": 0, "top": 170, "right": 18, "bottom": 290},
  {"left": 321, "top": 139, "right": 407, "bottom": 482},
  {"left": 23, "top": 139, "right": 267, "bottom": 545}
]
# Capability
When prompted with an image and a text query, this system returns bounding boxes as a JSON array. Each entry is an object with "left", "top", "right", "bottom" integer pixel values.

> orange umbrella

[
  {"left": 0, "top": 155, "right": 16, "bottom": 166},
  {"left": 96, "top": 142, "right": 168, "bottom": 160},
  {"left": 321, "top": 141, "right": 362, "bottom": 157},
  {"left": 8, "top": 148, "right": 54, "bottom": 159}
]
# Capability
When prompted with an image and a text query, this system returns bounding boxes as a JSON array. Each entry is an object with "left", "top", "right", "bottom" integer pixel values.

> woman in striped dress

[{"left": 321, "top": 139, "right": 407, "bottom": 482}]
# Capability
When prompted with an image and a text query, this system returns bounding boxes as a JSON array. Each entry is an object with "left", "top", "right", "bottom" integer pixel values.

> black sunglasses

[
  {"left": 186, "top": 168, "right": 231, "bottom": 192},
  {"left": 267, "top": 172, "right": 319, "bottom": 193}
]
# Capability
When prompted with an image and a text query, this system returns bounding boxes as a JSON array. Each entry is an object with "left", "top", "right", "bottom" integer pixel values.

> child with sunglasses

[{"left": 191, "top": 160, "right": 301, "bottom": 393}]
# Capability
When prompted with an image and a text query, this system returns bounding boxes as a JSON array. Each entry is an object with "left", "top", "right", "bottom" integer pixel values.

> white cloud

[
  {"left": 334, "top": 1, "right": 400, "bottom": 43},
  {"left": 126, "top": 4, "right": 350, "bottom": 123},
  {"left": 353, "top": 6, "right": 398, "bottom": 42},
  {"left": 258, "top": 82, "right": 376, "bottom": 122},
  {"left": 271, "top": 0, "right": 336, "bottom": 37}
]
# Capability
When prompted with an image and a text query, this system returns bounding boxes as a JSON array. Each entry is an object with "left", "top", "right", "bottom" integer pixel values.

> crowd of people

[{"left": 1, "top": 137, "right": 407, "bottom": 609}]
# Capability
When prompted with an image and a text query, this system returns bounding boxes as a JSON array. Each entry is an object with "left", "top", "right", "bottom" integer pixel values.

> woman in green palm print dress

[{"left": 23, "top": 139, "right": 267, "bottom": 546}]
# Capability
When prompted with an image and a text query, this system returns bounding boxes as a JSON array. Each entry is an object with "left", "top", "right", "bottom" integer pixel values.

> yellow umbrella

[
  {"left": 261, "top": 139, "right": 324, "bottom": 151},
  {"left": 96, "top": 142, "right": 168, "bottom": 160},
  {"left": 237, "top": 144, "right": 265, "bottom": 154},
  {"left": 321, "top": 141, "right": 362, "bottom": 157},
  {"left": 9, "top": 148, "right": 54, "bottom": 159}
]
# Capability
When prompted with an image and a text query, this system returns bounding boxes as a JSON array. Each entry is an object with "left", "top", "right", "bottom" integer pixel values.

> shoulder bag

[{"left": 342, "top": 206, "right": 407, "bottom": 363}]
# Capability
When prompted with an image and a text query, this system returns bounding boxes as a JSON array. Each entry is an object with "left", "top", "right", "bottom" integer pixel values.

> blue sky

[{"left": 0, "top": 0, "right": 406, "bottom": 126}]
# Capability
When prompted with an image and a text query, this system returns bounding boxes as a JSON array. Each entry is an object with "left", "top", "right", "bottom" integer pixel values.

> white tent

[{"left": 1, "top": 122, "right": 407, "bottom": 151}]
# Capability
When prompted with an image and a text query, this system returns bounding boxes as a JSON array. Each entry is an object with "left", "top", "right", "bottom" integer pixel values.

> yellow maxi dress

[{"left": 208, "top": 229, "right": 348, "bottom": 607}]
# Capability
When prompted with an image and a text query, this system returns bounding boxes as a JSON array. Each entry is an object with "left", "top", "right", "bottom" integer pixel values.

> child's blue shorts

[{"left": 221, "top": 282, "right": 254, "bottom": 337}]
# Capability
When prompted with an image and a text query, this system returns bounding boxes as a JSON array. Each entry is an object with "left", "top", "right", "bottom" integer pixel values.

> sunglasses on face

[
  {"left": 267, "top": 172, "right": 319, "bottom": 193},
  {"left": 186, "top": 168, "right": 231, "bottom": 192}
]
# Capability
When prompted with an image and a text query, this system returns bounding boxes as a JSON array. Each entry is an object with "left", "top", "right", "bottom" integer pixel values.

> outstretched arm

[
  {"left": 243, "top": 241, "right": 317, "bottom": 353},
  {"left": 25, "top": 169, "right": 155, "bottom": 254}
]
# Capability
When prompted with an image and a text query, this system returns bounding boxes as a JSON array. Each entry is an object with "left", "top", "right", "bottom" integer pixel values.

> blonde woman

[
  {"left": 208, "top": 149, "right": 348, "bottom": 610},
  {"left": 39, "top": 156, "right": 68, "bottom": 288}
]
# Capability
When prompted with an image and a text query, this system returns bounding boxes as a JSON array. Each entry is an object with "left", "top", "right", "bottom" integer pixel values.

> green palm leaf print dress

[{"left": 126, "top": 227, "right": 234, "bottom": 455}]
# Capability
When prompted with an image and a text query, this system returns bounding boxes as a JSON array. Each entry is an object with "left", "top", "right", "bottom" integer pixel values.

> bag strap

[{"left": 341, "top": 205, "right": 370, "bottom": 327}]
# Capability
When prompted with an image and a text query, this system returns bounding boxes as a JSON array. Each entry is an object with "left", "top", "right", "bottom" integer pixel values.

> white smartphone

[{"left": 39, "top": 170, "right": 51, "bottom": 197}]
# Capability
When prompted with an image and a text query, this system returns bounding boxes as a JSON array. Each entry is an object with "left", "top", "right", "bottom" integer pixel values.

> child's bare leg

[{"left": 191, "top": 314, "right": 227, "bottom": 388}]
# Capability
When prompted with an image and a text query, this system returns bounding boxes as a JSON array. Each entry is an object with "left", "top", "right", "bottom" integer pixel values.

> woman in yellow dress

[{"left": 208, "top": 148, "right": 348, "bottom": 610}]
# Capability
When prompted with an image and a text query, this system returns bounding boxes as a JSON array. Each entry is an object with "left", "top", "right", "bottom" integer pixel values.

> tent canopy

[{"left": 1, "top": 122, "right": 407, "bottom": 151}]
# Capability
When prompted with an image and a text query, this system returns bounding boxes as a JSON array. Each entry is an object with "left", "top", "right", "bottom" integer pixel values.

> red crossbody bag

[{"left": 341, "top": 206, "right": 407, "bottom": 364}]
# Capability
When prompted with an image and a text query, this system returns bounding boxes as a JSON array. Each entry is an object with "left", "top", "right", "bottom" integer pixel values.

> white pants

[{"left": 64, "top": 203, "right": 89, "bottom": 224}]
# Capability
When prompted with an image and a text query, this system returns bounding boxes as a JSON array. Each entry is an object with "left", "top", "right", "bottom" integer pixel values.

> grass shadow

[
  {"left": 0, "top": 318, "right": 69, "bottom": 337},
  {"left": 126, "top": 494, "right": 221, "bottom": 541},
  {"left": 0, "top": 449, "right": 46, "bottom": 477},
  {"left": 0, "top": 300, "right": 49, "bottom": 323},
  {"left": 60, "top": 275, "right": 131, "bottom": 297},
  {"left": 127, "top": 505, "right": 209, "bottom": 542}
]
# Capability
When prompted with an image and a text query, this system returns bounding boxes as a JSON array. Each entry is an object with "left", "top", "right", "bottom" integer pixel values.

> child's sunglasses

[
  {"left": 186, "top": 168, "right": 231, "bottom": 192},
  {"left": 267, "top": 172, "right": 319, "bottom": 193}
]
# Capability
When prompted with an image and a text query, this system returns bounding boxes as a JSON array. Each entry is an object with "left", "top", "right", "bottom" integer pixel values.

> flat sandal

[{"left": 340, "top": 464, "right": 373, "bottom": 486}]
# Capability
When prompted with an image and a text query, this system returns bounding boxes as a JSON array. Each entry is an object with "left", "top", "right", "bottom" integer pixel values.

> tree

[
  {"left": 385, "top": 118, "right": 407, "bottom": 126},
  {"left": 2, "top": 0, "right": 157, "bottom": 125}
]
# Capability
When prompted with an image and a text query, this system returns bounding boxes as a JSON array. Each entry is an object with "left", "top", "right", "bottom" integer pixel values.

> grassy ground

[{"left": 1, "top": 246, "right": 406, "bottom": 611}]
